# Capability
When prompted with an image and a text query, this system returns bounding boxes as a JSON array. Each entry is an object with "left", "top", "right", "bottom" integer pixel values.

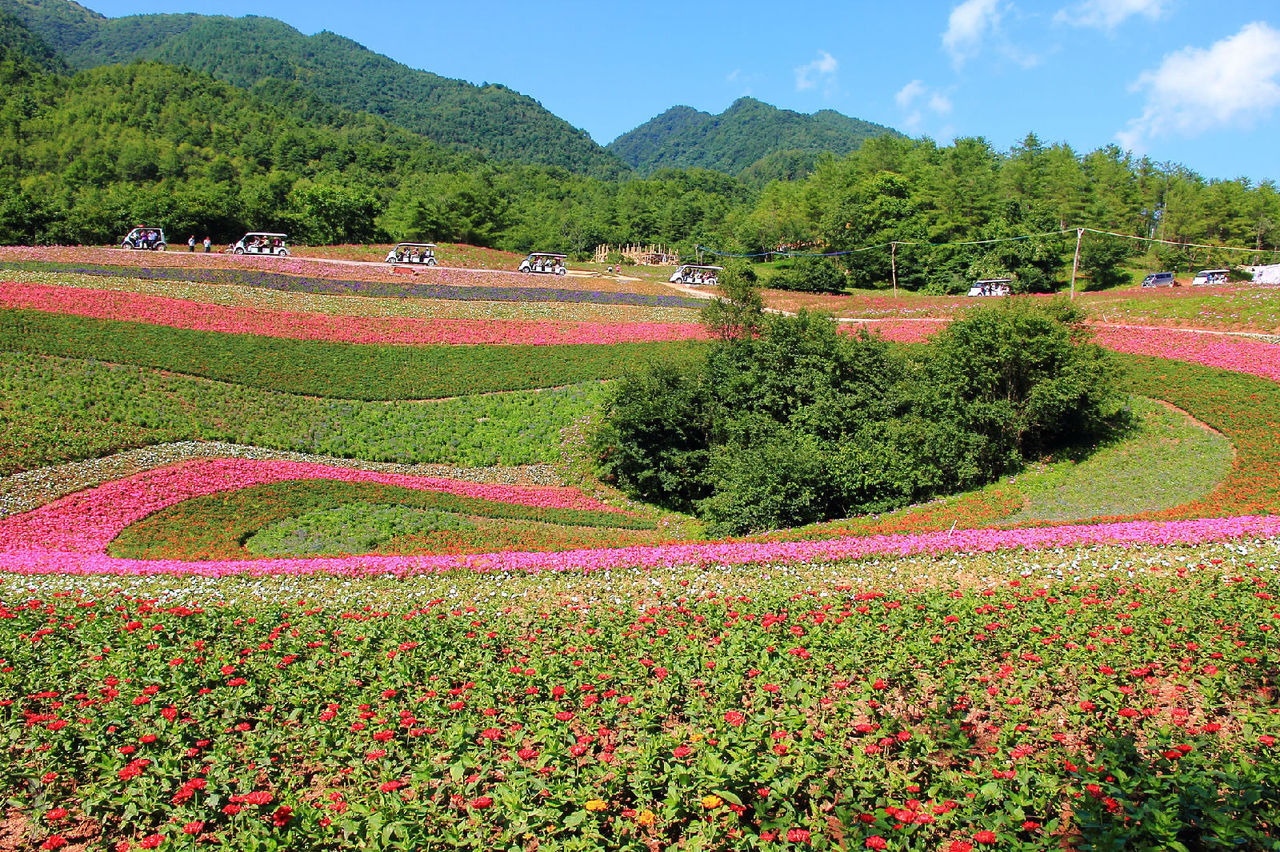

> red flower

[
  {"left": 379, "top": 780, "right": 404, "bottom": 793},
  {"left": 45, "top": 808, "right": 68, "bottom": 821},
  {"left": 672, "top": 745, "right": 692, "bottom": 758},
  {"left": 517, "top": 747, "right": 538, "bottom": 760},
  {"left": 724, "top": 711, "right": 745, "bottom": 726},
  {"left": 271, "top": 805, "right": 293, "bottom": 827},
  {"left": 182, "top": 822, "right": 204, "bottom": 835},
  {"left": 866, "top": 836, "right": 888, "bottom": 850},
  {"left": 469, "top": 796, "right": 493, "bottom": 809},
  {"left": 1260, "top": 735, "right": 1276, "bottom": 747},
  {"left": 137, "top": 836, "right": 163, "bottom": 850},
  {"left": 786, "top": 828, "right": 811, "bottom": 844},
  {"left": 948, "top": 843, "right": 973, "bottom": 852},
  {"left": 41, "top": 836, "right": 67, "bottom": 851},
  {"left": 974, "top": 830, "right": 998, "bottom": 844}
]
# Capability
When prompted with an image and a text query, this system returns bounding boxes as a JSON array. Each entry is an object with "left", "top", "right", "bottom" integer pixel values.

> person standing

[
  {"left": 188, "top": 235, "right": 196, "bottom": 252},
  {"left": 203, "top": 236, "right": 211, "bottom": 253}
]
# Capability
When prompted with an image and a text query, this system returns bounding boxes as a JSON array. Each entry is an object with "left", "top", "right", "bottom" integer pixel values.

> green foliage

[
  {"left": 110, "top": 479, "right": 660, "bottom": 560},
  {"left": 597, "top": 303, "right": 1123, "bottom": 534},
  {"left": 921, "top": 299, "right": 1125, "bottom": 462},
  {"left": 0, "top": 309, "right": 702, "bottom": 400},
  {"left": 244, "top": 502, "right": 474, "bottom": 557},
  {"left": 608, "top": 97, "right": 900, "bottom": 177},
  {"left": 765, "top": 254, "right": 845, "bottom": 293},
  {"left": 699, "top": 263, "right": 763, "bottom": 342},
  {"left": 3, "top": 2, "right": 628, "bottom": 177},
  {"left": 0, "top": 352, "right": 608, "bottom": 474},
  {"left": 1077, "top": 231, "right": 1132, "bottom": 290}
]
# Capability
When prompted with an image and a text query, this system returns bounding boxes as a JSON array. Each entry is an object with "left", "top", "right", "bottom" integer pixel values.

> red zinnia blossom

[
  {"left": 865, "top": 836, "right": 888, "bottom": 850},
  {"left": 785, "top": 828, "right": 811, "bottom": 843},
  {"left": 1260, "top": 735, "right": 1276, "bottom": 747},
  {"left": 974, "top": 830, "right": 998, "bottom": 844},
  {"left": 948, "top": 843, "right": 974, "bottom": 852},
  {"left": 244, "top": 790, "right": 273, "bottom": 806},
  {"left": 45, "top": 808, "right": 68, "bottom": 821},
  {"left": 137, "top": 836, "right": 163, "bottom": 849},
  {"left": 41, "top": 836, "right": 67, "bottom": 851},
  {"left": 724, "top": 711, "right": 745, "bottom": 726},
  {"left": 517, "top": 747, "right": 538, "bottom": 760},
  {"left": 182, "top": 822, "right": 203, "bottom": 835},
  {"left": 379, "top": 781, "right": 404, "bottom": 793},
  {"left": 672, "top": 745, "right": 692, "bottom": 758},
  {"left": 271, "top": 805, "right": 293, "bottom": 827},
  {"left": 555, "top": 711, "right": 575, "bottom": 721},
  {"left": 469, "top": 796, "right": 493, "bottom": 809},
  {"left": 479, "top": 728, "right": 502, "bottom": 741}
]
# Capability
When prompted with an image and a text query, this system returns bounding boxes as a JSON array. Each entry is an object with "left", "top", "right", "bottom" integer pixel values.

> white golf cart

[
  {"left": 1191, "top": 268, "right": 1229, "bottom": 287},
  {"left": 386, "top": 243, "right": 438, "bottom": 266},
  {"left": 231, "top": 232, "right": 290, "bottom": 256},
  {"left": 518, "top": 252, "right": 567, "bottom": 275},
  {"left": 967, "top": 278, "right": 1013, "bottom": 297},
  {"left": 120, "top": 227, "right": 167, "bottom": 251},
  {"left": 669, "top": 264, "right": 723, "bottom": 286}
]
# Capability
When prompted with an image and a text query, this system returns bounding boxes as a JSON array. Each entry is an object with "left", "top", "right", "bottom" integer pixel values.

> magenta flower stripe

[
  {"left": 0, "top": 281, "right": 707, "bottom": 346},
  {"left": 1, "top": 459, "right": 1278, "bottom": 576},
  {"left": 0, "top": 459, "right": 624, "bottom": 555}
]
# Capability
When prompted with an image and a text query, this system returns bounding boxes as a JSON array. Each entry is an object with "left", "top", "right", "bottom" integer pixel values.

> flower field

[
  {"left": 3, "top": 247, "right": 1280, "bottom": 849},
  {"left": 3, "top": 546, "right": 1279, "bottom": 850}
]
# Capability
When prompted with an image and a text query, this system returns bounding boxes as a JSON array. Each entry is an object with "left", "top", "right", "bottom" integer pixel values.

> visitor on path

[
  {"left": 188, "top": 235, "right": 196, "bottom": 252},
  {"left": 202, "top": 236, "right": 211, "bottom": 253}
]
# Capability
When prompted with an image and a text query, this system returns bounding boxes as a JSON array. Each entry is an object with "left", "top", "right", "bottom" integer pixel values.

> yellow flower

[
  {"left": 689, "top": 731, "right": 705, "bottom": 742},
  {"left": 585, "top": 799, "right": 608, "bottom": 812},
  {"left": 636, "top": 809, "right": 656, "bottom": 826},
  {"left": 701, "top": 794, "right": 723, "bottom": 810}
]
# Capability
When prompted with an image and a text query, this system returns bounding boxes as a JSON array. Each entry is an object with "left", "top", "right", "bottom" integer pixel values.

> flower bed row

[
  {"left": 8, "top": 270, "right": 700, "bottom": 323},
  {"left": 0, "top": 259, "right": 703, "bottom": 306},
  {"left": 0, "top": 281, "right": 706, "bottom": 346}
]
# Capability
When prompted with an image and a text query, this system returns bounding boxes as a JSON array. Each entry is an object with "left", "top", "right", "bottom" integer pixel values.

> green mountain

[
  {"left": 0, "top": 0, "right": 629, "bottom": 178},
  {"left": 0, "top": 8, "right": 65, "bottom": 70},
  {"left": 608, "top": 97, "right": 901, "bottom": 177}
]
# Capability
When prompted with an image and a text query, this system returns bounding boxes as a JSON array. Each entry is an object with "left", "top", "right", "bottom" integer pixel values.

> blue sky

[{"left": 88, "top": 0, "right": 1280, "bottom": 182}]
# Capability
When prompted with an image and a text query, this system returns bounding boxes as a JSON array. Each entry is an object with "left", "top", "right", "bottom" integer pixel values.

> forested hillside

[
  {"left": 1, "top": 1, "right": 1277, "bottom": 294},
  {"left": 609, "top": 97, "right": 900, "bottom": 177},
  {"left": 0, "top": 0, "right": 629, "bottom": 178}
]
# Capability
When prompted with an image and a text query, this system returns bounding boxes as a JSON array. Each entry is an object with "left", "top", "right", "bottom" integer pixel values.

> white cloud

[
  {"left": 943, "top": 0, "right": 1002, "bottom": 65},
  {"left": 727, "top": 69, "right": 741, "bottom": 83},
  {"left": 895, "top": 80, "right": 954, "bottom": 132},
  {"left": 794, "top": 50, "right": 838, "bottom": 94},
  {"left": 895, "top": 79, "right": 927, "bottom": 108},
  {"left": 1054, "top": 0, "right": 1167, "bottom": 31},
  {"left": 1118, "top": 21, "right": 1280, "bottom": 150}
]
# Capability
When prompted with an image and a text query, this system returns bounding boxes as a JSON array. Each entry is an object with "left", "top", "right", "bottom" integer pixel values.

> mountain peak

[{"left": 609, "top": 98, "right": 901, "bottom": 177}]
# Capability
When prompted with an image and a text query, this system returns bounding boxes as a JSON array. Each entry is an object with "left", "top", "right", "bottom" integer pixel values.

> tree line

[{"left": 2, "top": 43, "right": 1278, "bottom": 291}]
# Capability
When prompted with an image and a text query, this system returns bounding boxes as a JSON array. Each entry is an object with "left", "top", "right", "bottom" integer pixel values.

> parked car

[
  {"left": 1141, "top": 271, "right": 1177, "bottom": 287},
  {"left": 669, "top": 264, "right": 723, "bottom": 286},
  {"left": 120, "top": 227, "right": 166, "bottom": 251},
  {"left": 518, "top": 252, "right": 567, "bottom": 275},
  {"left": 1191, "top": 268, "right": 1229, "bottom": 287},
  {"left": 385, "top": 243, "right": 438, "bottom": 266},
  {"left": 231, "top": 232, "right": 290, "bottom": 256},
  {"left": 966, "top": 278, "right": 1012, "bottom": 297}
]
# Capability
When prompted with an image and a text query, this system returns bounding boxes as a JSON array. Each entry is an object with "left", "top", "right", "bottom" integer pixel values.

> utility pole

[
  {"left": 1069, "top": 228, "right": 1084, "bottom": 300},
  {"left": 890, "top": 242, "right": 898, "bottom": 296}
]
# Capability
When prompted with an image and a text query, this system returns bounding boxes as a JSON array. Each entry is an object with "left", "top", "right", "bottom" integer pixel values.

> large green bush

[{"left": 594, "top": 299, "right": 1123, "bottom": 534}]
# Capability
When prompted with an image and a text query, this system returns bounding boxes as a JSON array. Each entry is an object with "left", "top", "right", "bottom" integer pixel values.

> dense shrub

[
  {"left": 594, "top": 299, "right": 1124, "bottom": 534},
  {"left": 766, "top": 255, "right": 846, "bottom": 293}
]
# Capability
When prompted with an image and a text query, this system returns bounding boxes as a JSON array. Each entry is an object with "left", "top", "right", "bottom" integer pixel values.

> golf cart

[
  {"left": 386, "top": 243, "right": 438, "bottom": 266},
  {"left": 1191, "top": 268, "right": 1229, "bottom": 287},
  {"left": 669, "top": 264, "right": 723, "bottom": 286},
  {"left": 120, "top": 227, "right": 166, "bottom": 251},
  {"left": 518, "top": 252, "right": 566, "bottom": 275},
  {"left": 967, "top": 278, "right": 1013, "bottom": 297},
  {"left": 231, "top": 232, "right": 290, "bottom": 256}
]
